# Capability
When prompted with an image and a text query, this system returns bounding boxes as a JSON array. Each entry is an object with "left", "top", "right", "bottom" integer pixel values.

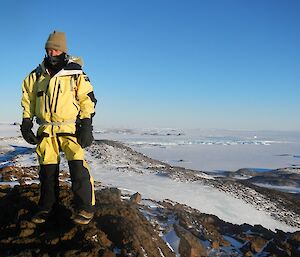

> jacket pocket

[{"left": 35, "top": 81, "right": 49, "bottom": 118}]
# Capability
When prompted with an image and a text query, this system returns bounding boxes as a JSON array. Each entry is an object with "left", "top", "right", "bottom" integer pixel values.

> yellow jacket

[{"left": 21, "top": 57, "right": 97, "bottom": 137}]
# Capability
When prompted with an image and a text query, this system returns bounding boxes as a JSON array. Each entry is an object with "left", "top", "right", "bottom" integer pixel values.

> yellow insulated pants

[{"left": 35, "top": 135, "right": 95, "bottom": 212}]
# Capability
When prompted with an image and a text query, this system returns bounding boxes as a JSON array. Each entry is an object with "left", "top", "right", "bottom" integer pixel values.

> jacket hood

[{"left": 40, "top": 55, "right": 84, "bottom": 77}]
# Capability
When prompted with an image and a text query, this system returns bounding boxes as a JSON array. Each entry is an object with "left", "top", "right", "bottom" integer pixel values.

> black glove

[
  {"left": 20, "top": 118, "right": 38, "bottom": 145},
  {"left": 76, "top": 118, "right": 94, "bottom": 148}
]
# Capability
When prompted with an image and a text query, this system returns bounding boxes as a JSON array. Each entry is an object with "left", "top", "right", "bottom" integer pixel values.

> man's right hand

[{"left": 20, "top": 118, "right": 38, "bottom": 145}]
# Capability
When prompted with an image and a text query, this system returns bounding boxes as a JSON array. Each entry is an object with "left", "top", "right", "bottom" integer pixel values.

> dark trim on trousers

[{"left": 38, "top": 160, "right": 93, "bottom": 212}]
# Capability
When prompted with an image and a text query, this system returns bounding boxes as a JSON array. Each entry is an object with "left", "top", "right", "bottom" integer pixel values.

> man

[{"left": 21, "top": 31, "right": 97, "bottom": 225}]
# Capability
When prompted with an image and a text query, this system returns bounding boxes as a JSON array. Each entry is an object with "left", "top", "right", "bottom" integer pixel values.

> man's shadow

[
  {"left": 0, "top": 185, "right": 78, "bottom": 255},
  {"left": 0, "top": 145, "right": 35, "bottom": 167}
]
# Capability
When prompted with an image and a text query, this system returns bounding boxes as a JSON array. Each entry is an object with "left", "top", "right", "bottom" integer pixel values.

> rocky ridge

[
  {"left": 0, "top": 139, "right": 300, "bottom": 256},
  {"left": 87, "top": 140, "right": 300, "bottom": 228},
  {"left": 0, "top": 171, "right": 300, "bottom": 257}
]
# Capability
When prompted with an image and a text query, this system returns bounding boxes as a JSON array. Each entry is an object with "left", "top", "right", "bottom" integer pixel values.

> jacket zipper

[
  {"left": 50, "top": 78, "right": 56, "bottom": 110},
  {"left": 45, "top": 82, "right": 49, "bottom": 113},
  {"left": 44, "top": 94, "right": 47, "bottom": 113},
  {"left": 49, "top": 78, "right": 57, "bottom": 136},
  {"left": 54, "top": 81, "right": 61, "bottom": 113},
  {"left": 70, "top": 77, "right": 79, "bottom": 111},
  {"left": 44, "top": 81, "right": 50, "bottom": 113}
]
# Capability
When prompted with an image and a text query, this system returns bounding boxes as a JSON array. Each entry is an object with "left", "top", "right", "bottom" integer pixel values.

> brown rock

[
  {"left": 19, "top": 228, "right": 35, "bottom": 238},
  {"left": 0, "top": 166, "right": 39, "bottom": 182},
  {"left": 290, "top": 231, "right": 300, "bottom": 242},
  {"left": 83, "top": 227, "right": 112, "bottom": 247},
  {"left": 61, "top": 227, "right": 77, "bottom": 241},
  {"left": 101, "top": 249, "right": 116, "bottom": 257},
  {"left": 18, "top": 208, "right": 29, "bottom": 218},
  {"left": 244, "top": 251, "right": 254, "bottom": 257},
  {"left": 20, "top": 220, "right": 36, "bottom": 229},
  {"left": 97, "top": 187, "right": 121, "bottom": 204},
  {"left": 0, "top": 166, "right": 15, "bottom": 173},
  {"left": 130, "top": 192, "right": 142, "bottom": 204},
  {"left": 0, "top": 184, "right": 10, "bottom": 190},
  {"left": 250, "top": 237, "right": 267, "bottom": 253},
  {"left": 220, "top": 237, "right": 231, "bottom": 247},
  {"left": 211, "top": 241, "right": 219, "bottom": 249},
  {"left": 0, "top": 192, "right": 7, "bottom": 198},
  {"left": 174, "top": 224, "right": 207, "bottom": 257},
  {"left": 19, "top": 179, "right": 27, "bottom": 185},
  {"left": 203, "top": 216, "right": 215, "bottom": 224}
]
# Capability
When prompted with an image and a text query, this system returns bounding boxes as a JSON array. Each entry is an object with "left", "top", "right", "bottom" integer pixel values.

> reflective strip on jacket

[{"left": 21, "top": 58, "right": 96, "bottom": 136}]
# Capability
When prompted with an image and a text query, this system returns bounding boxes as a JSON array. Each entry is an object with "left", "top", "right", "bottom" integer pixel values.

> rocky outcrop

[
  {"left": 156, "top": 200, "right": 300, "bottom": 257},
  {"left": 0, "top": 163, "right": 300, "bottom": 256},
  {"left": 0, "top": 183, "right": 174, "bottom": 257},
  {"left": 3, "top": 139, "right": 300, "bottom": 229},
  {"left": 0, "top": 165, "right": 38, "bottom": 184},
  {"left": 174, "top": 224, "right": 207, "bottom": 257},
  {"left": 130, "top": 192, "right": 142, "bottom": 204}
]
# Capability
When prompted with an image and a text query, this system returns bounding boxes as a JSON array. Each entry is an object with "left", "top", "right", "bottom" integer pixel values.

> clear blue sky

[{"left": 1, "top": 0, "right": 299, "bottom": 130}]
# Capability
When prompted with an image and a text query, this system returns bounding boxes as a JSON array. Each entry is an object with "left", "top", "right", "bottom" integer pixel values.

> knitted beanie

[{"left": 45, "top": 31, "right": 67, "bottom": 53}]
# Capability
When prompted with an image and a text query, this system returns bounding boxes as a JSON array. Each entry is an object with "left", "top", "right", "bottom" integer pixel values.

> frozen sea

[{"left": 95, "top": 127, "right": 300, "bottom": 172}]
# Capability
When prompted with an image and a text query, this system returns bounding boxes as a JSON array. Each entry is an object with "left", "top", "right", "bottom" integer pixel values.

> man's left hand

[{"left": 76, "top": 118, "right": 94, "bottom": 148}]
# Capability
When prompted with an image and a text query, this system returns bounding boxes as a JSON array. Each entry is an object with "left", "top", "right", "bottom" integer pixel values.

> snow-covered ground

[
  {"left": 1, "top": 123, "right": 300, "bottom": 233},
  {"left": 91, "top": 167, "right": 297, "bottom": 232}
]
